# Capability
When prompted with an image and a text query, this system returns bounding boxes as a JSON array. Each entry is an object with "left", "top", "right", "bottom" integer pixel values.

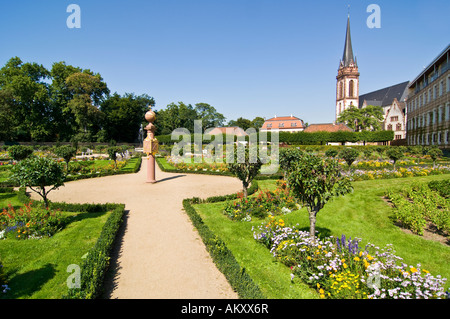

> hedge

[
  {"left": 182, "top": 180, "right": 265, "bottom": 299},
  {"left": 15, "top": 187, "right": 125, "bottom": 299},
  {"left": 156, "top": 130, "right": 395, "bottom": 146}
]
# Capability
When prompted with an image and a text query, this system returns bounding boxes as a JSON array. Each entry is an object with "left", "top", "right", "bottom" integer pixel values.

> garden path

[{"left": 32, "top": 158, "right": 242, "bottom": 299}]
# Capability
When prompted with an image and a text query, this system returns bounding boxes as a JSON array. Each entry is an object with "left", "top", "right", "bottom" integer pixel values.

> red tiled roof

[
  {"left": 206, "top": 127, "right": 248, "bottom": 136},
  {"left": 261, "top": 116, "right": 304, "bottom": 130},
  {"left": 303, "top": 123, "right": 353, "bottom": 133}
]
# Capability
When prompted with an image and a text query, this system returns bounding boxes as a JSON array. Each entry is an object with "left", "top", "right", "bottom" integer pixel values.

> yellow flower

[
  {"left": 317, "top": 283, "right": 321, "bottom": 289},
  {"left": 422, "top": 269, "right": 430, "bottom": 274},
  {"left": 307, "top": 256, "right": 312, "bottom": 260},
  {"left": 367, "top": 254, "right": 373, "bottom": 261},
  {"left": 410, "top": 267, "right": 418, "bottom": 273},
  {"left": 319, "top": 289, "right": 324, "bottom": 294},
  {"left": 354, "top": 256, "right": 360, "bottom": 262},
  {"left": 343, "top": 263, "right": 348, "bottom": 269}
]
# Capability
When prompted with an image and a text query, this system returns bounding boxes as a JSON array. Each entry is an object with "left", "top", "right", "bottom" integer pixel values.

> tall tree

[
  {"left": 65, "top": 72, "right": 109, "bottom": 141},
  {"left": 337, "top": 105, "right": 384, "bottom": 132},
  {"left": 156, "top": 102, "right": 198, "bottom": 135},
  {"left": 101, "top": 93, "right": 155, "bottom": 142},
  {"left": 0, "top": 57, "right": 53, "bottom": 141},
  {"left": 194, "top": 103, "right": 226, "bottom": 131}
]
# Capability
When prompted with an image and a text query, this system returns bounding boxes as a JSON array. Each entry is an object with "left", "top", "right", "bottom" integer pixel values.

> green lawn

[
  {"left": 0, "top": 208, "right": 112, "bottom": 299},
  {"left": 193, "top": 174, "right": 450, "bottom": 298}
]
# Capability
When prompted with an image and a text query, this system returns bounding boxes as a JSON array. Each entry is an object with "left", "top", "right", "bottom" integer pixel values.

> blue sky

[{"left": 0, "top": 0, "right": 449, "bottom": 125}]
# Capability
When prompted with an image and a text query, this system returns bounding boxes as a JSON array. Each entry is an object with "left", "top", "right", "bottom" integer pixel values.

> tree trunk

[
  {"left": 242, "top": 182, "right": 248, "bottom": 198},
  {"left": 309, "top": 209, "right": 317, "bottom": 240}
]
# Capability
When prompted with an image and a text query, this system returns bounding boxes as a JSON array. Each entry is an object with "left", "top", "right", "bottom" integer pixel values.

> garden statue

[{"left": 144, "top": 105, "right": 159, "bottom": 183}]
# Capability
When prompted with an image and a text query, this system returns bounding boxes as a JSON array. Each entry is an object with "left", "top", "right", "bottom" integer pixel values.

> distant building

[
  {"left": 260, "top": 115, "right": 305, "bottom": 133},
  {"left": 304, "top": 123, "right": 352, "bottom": 133},
  {"left": 359, "top": 81, "right": 409, "bottom": 140},
  {"left": 406, "top": 44, "right": 450, "bottom": 147}
]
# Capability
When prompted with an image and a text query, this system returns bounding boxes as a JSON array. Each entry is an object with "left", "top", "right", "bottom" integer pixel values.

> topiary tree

[
  {"left": 227, "top": 147, "right": 262, "bottom": 198},
  {"left": 386, "top": 147, "right": 403, "bottom": 169},
  {"left": 107, "top": 146, "right": 120, "bottom": 168},
  {"left": 10, "top": 156, "right": 65, "bottom": 208},
  {"left": 339, "top": 147, "right": 360, "bottom": 170},
  {"left": 287, "top": 152, "right": 353, "bottom": 240},
  {"left": 427, "top": 147, "right": 443, "bottom": 168},
  {"left": 325, "top": 149, "right": 338, "bottom": 158},
  {"left": 279, "top": 148, "right": 303, "bottom": 179},
  {"left": 7, "top": 145, "right": 34, "bottom": 161},
  {"left": 54, "top": 145, "right": 77, "bottom": 171}
]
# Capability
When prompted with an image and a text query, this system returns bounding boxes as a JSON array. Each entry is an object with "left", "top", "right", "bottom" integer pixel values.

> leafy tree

[
  {"left": 0, "top": 57, "right": 53, "bottom": 141},
  {"left": 279, "top": 148, "right": 303, "bottom": 178},
  {"left": 339, "top": 147, "right": 360, "bottom": 169},
  {"left": 8, "top": 145, "right": 34, "bottom": 161},
  {"left": 251, "top": 117, "right": 265, "bottom": 130},
  {"left": 10, "top": 156, "right": 65, "bottom": 208},
  {"left": 427, "top": 147, "right": 443, "bottom": 168},
  {"left": 287, "top": 153, "right": 353, "bottom": 239},
  {"left": 107, "top": 146, "right": 120, "bottom": 168},
  {"left": 227, "top": 117, "right": 252, "bottom": 131},
  {"left": 54, "top": 145, "right": 77, "bottom": 171},
  {"left": 386, "top": 147, "right": 403, "bottom": 169},
  {"left": 325, "top": 149, "right": 338, "bottom": 158},
  {"left": 156, "top": 102, "right": 198, "bottom": 135},
  {"left": 194, "top": 103, "right": 226, "bottom": 132},
  {"left": 101, "top": 93, "right": 154, "bottom": 142},
  {"left": 337, "top": 105, "right": 384, "bottom": 132},
  {"left": 227, "top": 147, "right": 262, "bottom": 197},
  {"left": 66, "top": 72, "right": 109, "bottom": 140}
]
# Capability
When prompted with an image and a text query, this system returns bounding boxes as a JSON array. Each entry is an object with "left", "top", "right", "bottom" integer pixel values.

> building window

[
  {"left": 291, "top": 122, "right": 297, "bottom": 127},
  {"left": 396, "top": 123, "right": 402, "bottom": 131},
  {"left": 440, "top": 81, "right": 444, "bottom": 96},
  {"left": 447, "top": 76, "right": 450, "bottom": 92},
  {"left": 387, "top": 124, "right": 393, "bottom": 131},
  {"left": 428, "top": 89, "right": 432, "bottom": 102},
  {"left": 267, "top": 124, "right": 272, "bottom": 128},
  {"left": 279, "top": 123, "right": 284, "bottom": 128},
  {"left": 349, "top": 80, "right": 354, "bottom": 97},
  {"left": 390, "top": 116, "right": 399, "bottom": 122},
  {"left": 339, "top": 82, "right": 343, "bottom": 99},
  {"left": 434, "top": 85, "right": 438, "bottom": 99},
  {"left": 395, "top": 135, "right": 402, "bottom": 140}
]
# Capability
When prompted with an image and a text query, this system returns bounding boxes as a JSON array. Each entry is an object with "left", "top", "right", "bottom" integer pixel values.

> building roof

[
  {"left": 359, "top": 81, "right": 410, "bottom": 108},
  {"left": 261, "top": 116, "right": 304, "bottom": 130},
  {"left": 340, "top": 16, "right": 357, "bottom": 68},
  {"left": 304, "top": 123, "right": 353, "bottom": 133},
  {"left": 205, "top": 126, "right": 248, "bottom": 136},
  {"left": 408, "top": 44, "right": 450, "bottom": 88}
]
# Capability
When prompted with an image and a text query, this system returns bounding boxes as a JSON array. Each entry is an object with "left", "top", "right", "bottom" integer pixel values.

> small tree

[
  {"left": 427, "top": 147, "right": 443, "bottom": 168},
  {"left": 325, "top": 149, "right": 338, "bottom": 158},
  {"left": 8, "top": 145, "right": 34, "bottom": 161},
  {"left": 54, "top": 145, "right": 77, "bottom": 171},
  {"left": 386, "top": 147, "right": 403, "bottom": 169},
  {"left": 10, "top": 156, "right": 65, "bottom": 208},
  {"left": 339, "top": 147, "right": 359, "bottom": 170},
  {"left": 227, "top": 147, "right": 262, "bottom": 198},
  {"left": 107, "top": 146, "right": 120, "bottom": 168},
  {"left": 279, "top": 148, "right": 303, "bottom": 179},
  {"left": 287, "top": 153, "right": 353, "bottom": 240}
]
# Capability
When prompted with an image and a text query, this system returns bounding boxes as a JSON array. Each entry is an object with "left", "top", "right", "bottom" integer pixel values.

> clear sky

[{"left": 0, "top": 0, "right": 449, "bottom": 125}]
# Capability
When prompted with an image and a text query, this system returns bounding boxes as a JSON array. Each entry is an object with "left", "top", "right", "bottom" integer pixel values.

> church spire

[{"left": 341, "top": 15, "right": 356, "bottom": 67}]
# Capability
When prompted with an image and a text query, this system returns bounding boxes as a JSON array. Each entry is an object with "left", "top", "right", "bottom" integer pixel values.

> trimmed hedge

[
  {"left": 156, "top": 130, "right": 395, "bottom": 146},
  {"left": 183, "top": 184, "right": 265, "bottom": 299},
  {"left": 15, "top": 187, "right": 125, "bottom": 299}
]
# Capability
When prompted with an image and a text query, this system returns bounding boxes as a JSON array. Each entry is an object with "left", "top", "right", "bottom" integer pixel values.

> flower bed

[
  {"left": 343, "top": 165, "right": 450, "bottom": 181},
  {"left": 253, "top": 219, "right": 448, "bottom": 299},
  {"left": 223, "top": 181, "right": 299, "bottom": 221},
  {"left": 0, "top": 203, "right": 64, "bottom": 240},
  {"left": 386, "top": 182, "right": 450, "bottom": 236}
]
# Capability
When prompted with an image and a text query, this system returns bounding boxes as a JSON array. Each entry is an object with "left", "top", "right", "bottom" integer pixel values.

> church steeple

[
  {"left": 341, "top": 15, "right": 357, "bottom": 68},
  {"left": 336, "top": 14, "right": 360, "bottom": 122}
]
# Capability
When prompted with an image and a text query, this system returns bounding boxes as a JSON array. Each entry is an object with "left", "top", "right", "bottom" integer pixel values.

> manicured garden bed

[
  {"left": 188, "top": 174, "right": 450, "bottom": 299},
  {"left": 0, "top": 189, "right": 125, "bottom": 299}
]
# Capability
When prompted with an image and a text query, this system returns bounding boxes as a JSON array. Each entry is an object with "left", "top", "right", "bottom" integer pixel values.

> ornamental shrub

[
  {"left": 339, "top": 147, "right": 360, "bottom": 169},
  {"left": 7, "top": 145, "right": 34, "bottom": 161}
]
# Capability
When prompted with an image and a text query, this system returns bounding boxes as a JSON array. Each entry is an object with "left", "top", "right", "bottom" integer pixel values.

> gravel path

[{"left": 34, "top": 158, "right": 242, "bottom": 299}]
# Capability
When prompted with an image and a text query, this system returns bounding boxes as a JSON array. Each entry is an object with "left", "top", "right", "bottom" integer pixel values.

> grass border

[
  {"left": 182, "top": 181, "right": 266, "bottom": 299},
  {"left": 11, "top": 187, "right": 126, "bottom": 299}
]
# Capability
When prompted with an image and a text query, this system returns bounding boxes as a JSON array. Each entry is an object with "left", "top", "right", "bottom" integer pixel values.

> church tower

[{"left": 336, "top": 15, "right": 360, "bottom": 122}]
